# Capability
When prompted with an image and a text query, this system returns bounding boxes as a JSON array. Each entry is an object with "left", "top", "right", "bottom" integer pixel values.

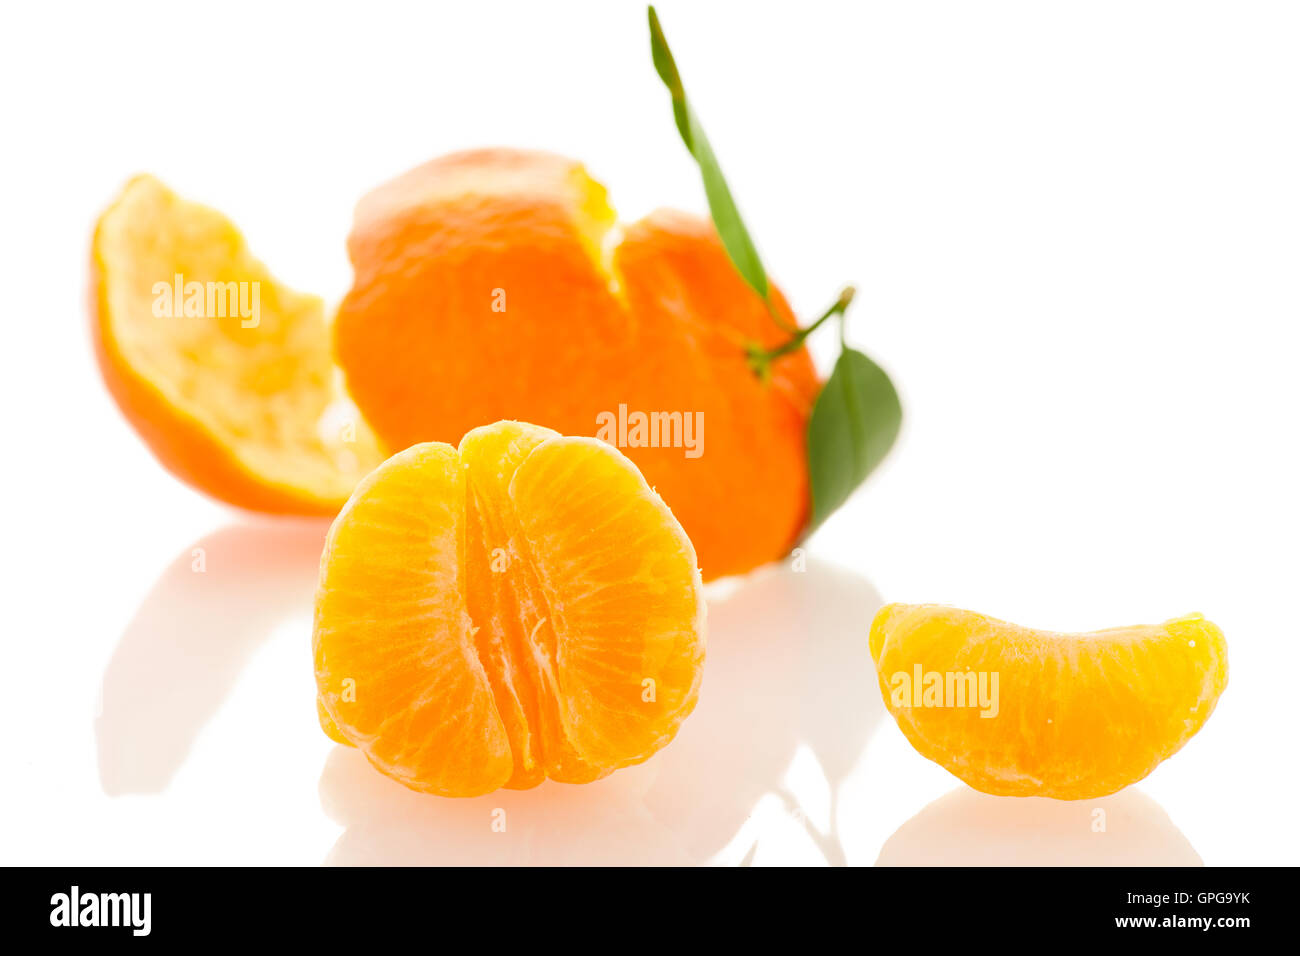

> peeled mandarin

[{"left": 313, "top": 420, "right": 706, "bottom": 796}]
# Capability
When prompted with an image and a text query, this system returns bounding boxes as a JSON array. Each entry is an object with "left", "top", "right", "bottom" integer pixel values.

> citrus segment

[
  {"left": 459, "top": 421, "right": 600, "bottom": 787},
  {"left": 509, "top": 435, "right": 706, "bottom": 768},
  {"left": 313, "top": 444, "right": 512, "bottom": 796},
  {"left": 869, "top": 604, "right": 1228, "bottom": 799},
  {"left": 91, "top": 174, "right": 382, "bottom": 513},
  {"left": 314, "top": 421, "right": 706, "bottom": 796}
]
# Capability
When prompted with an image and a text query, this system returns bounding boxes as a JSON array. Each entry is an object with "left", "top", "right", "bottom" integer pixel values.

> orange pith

[
  {"left": 313, "top": 420, "right": 706, "bottom": 797},
  {"left": 333, "top": 148, "right": 819, "bottom": 580},
  {"left": 91, "top": 175, "right": 382, "bottom": 513},
  {"left": 869, "top": 604, "right": 1228, "bottom": 800}
]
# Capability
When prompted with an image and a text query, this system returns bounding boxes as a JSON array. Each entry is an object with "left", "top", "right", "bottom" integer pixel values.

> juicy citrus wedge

[
  {"left": 313, "top": 420, "right": 706, "bottom": 797},
  {"left": 333, "top": 149, "right": 819, "bottom": 580},
  {"left": 869, "top": 604, "right": 1228, "bottom": 799},
  {"left": 91, "top": 174, "right": 382, "bottom": 513}
]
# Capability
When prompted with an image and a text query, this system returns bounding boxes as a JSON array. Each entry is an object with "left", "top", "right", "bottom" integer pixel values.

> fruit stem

[{"left": 746, "top": 284, "right": 856, "bottom": 377}]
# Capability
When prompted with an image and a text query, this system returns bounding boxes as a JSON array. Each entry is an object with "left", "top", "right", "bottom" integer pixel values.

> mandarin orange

[
  {"left": 332, "top": 149, "right": 819, "bottom": 580},
  {"left": 313, "top": 420, "right": 706, "bottom": 796}
]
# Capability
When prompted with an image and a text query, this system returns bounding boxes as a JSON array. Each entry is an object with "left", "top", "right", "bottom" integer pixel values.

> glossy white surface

[{"left": 1, "top": 0, "right": 1297, "bottom": 865}]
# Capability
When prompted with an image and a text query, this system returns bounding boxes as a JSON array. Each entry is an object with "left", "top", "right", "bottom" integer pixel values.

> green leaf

[
  {"left": 647, "top": 6, "right": 692, "bottom": 149},
  {"left": 644, "top": 7, "right": 903, "bottom": 535},
  {"left": 807, "top": 348, "right": 902, "bottom": 531},
  {"left": 647, "top": 6, "right": 769, "bottom": 299}
]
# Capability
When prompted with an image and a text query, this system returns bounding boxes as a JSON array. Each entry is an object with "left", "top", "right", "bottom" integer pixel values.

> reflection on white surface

[
  {"left": 96, "top": 521, "right": 326, "bottom": 794},
  {"left": 876, "top": 786, "right": 1202, "bottom": 866},
  {"left": 320, "top": 558, "right": 885, "bottom": 865},
  {"left": 320, "top": 748, "right": 684, "bottom": 865}
]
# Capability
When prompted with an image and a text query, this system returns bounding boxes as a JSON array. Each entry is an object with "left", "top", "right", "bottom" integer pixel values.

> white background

[{"left": 1, "top": 0, "right": 1297, "bottom": 865}]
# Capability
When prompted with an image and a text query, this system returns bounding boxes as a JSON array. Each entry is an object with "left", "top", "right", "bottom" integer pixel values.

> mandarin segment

[
  {"left": 459, "top": 421, "right": 603, "bottom": 787},
  {"left": 91, "top": 174, "right": 382, "bottom": 513},
  {"left": 509, "top": 436, "right": 707, "bottom": 768},
  {"left": 314, "top": 443, "right": 513, "bottom": 796},
  {"left": 869, "top": 604, "right": 1228, "bottom": 800},
  {"left": 332, "top": 149, "right": 818, "bottom": 580},
  {"left": 314, "top": 421, "right": 706, "bottom": 796}
]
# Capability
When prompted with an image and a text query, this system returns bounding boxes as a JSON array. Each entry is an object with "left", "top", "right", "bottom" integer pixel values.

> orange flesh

[
  {"left": 314, "top": 421, "right": 706, "bottom": 796},
  {"left": 869, "top": 604, "right": 1228, "bottom": 799}
]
